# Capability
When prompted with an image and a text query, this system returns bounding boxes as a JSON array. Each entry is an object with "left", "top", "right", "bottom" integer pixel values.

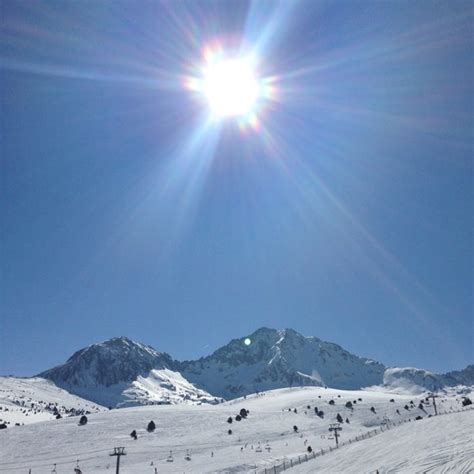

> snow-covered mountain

[
  {"left": 38, "top": 337, "right": 220, "bottom": 407},
  {"left": 382, "top": 365, "right": 474, "bottom": 394},
  {"left": 180, "top": 327, "right": 386, "bottom": 398},
  {"left": 382, "top": 367, "right": 443, "bottom": 393},
  {"left": 36, "top": 329, "right": 473, "bottom": 407},
  {"left": 442, "top": 364, "right": 474, "bottom": 387}
]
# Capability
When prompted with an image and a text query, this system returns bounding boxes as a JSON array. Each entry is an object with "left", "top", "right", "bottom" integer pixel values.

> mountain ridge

[{"left": 36, "top": 328, "right": 473, "bottom": 407}]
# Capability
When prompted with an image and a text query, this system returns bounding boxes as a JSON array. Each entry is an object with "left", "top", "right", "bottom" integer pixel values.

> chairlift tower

[
  {"left": 110, "top": 447, "right": 126, "bottom": 474},
  {"left": 428, "top": 393, "right": 439, "bottom": 416},
  {"left": 328, "top": 423, "right": 342, "bottom": 448}
]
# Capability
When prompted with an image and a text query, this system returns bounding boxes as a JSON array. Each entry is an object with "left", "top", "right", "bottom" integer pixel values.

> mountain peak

[
  {"left": 39, "top": 336, "right": 174, "bottom": 391},
  {"left": 181, "top": 327, "right": 386, "bottom": 398}
]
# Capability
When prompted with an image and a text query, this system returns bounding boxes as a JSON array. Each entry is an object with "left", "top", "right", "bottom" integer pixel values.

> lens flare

[
  {"left": 203, "top": 58, "right": 259, "bottom": 117},
  {"left": 184, "top": 42, "right": 277, "bottom": 129}
]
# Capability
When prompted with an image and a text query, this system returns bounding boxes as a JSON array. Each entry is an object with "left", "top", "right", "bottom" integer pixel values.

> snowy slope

[
  {"left": 291, "top": 410, "right": 473, "bottom": 473},
  {"left": 0, "top": 385, "right": 470, "bottom": 473},
  {"left": 181, "top": 327, "right": 385, "bottom": 398},
  {"left": 0, "top": 377, "right": 104, "bottom": 427},
  {"left": 119, "top": 369, "right": 223, "bottom": 407}
]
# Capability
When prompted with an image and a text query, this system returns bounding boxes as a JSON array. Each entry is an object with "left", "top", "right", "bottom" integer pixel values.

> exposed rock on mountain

[{"left": 180, "top": 327, "right": 385, "bottom": 398}]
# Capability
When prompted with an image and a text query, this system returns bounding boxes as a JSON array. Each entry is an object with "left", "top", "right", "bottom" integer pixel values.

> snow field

[{"left": 0, "top": 386, "right": 471, "bottom": 473}]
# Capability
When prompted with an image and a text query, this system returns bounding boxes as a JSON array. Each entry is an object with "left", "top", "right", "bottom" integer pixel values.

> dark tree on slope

[
  {"left": 239, "top": 408, "right": 248, "bottom": 418},
  {"left": 78, "top": 415, "right": 88, "bottom": 426},
  {"left": 130, "top": 430, "right": 137, "bottom": 440},
  {"left": 336, "top": 413, "right": 343, "bottom": 423},
  {"left": 462, "top": 397, "right": 472, "bottom": 406},
  {"left": 293, "top": 425, "right": 298, "bottom": 433},
  {"left": 147, "top": 421, "right": 156, "bottom": 432},
  {"left": 227, "top": 417, "right": 233, "bottom": 424}
]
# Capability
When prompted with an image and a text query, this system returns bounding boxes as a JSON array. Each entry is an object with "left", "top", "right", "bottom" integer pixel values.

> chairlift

[
  {"left": 255, "top": 446, "right": 263, "bottom": 453},
  {"left": 74, "top": 459, "right": 83, "bottom": 474},
  {"left": 166, "top": 450, "right": 174, "bottom": 462},
  {"left": 184, "top": 449, "right": 192, "bottom": 461}
]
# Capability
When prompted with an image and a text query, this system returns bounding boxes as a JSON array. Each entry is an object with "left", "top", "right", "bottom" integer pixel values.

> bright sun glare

[
  {"left": 203, "top": 58, "right": 259, "bottom": 117},
  {"left": 185, "top": 43, "right": 276, "bottom": 128}
]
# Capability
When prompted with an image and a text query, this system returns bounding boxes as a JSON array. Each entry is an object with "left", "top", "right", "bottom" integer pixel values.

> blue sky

[{"left": 1, "top": 0, "right": 472, "bottom": 376}]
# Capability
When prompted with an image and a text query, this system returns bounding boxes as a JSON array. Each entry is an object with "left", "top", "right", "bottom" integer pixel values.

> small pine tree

[
  {"left": 239, "top": 408, "right": 248, "bottom": 418},
  {"left": 462, "top": 397, "right": 472, "bottom": 406},
  {"left": 228, "top": 429, "right": 232, "bottom": 435},
  {"left": 147, "top": 421, "right": 156, "bottom": 432},
  {"left": 345, "top": 401, "right": 353, "bottom": 409},
  {"left": 78, "top": 415, "right": 88, "bottom": 426},
  {"left": 227, "top": 417, "right": 233, "bottom": 424},
  {"left": 336, "top": 413, "right": 343, "bottom": 423},
  {"left": 328, "top": 400, "right": 335, "bottom": 405},
  {"left": 370, "top": 406, "right": 376, "bottom": 414},
  {"left": 235, "top": 415, "right": 242, "bottom": 421},
  {"left": 130, "top": 430, "right": 137, "bottom": 440},
  {"left": 293, "top": 425, "right": 298, "bottom": 433}
]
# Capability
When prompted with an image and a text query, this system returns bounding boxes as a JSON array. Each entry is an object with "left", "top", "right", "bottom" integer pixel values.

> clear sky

[{"left": 1, "top": 0, "right": 472, "bottom": 376}]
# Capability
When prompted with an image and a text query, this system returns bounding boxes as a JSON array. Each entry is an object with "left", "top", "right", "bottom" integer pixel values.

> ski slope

[
  {"left": 0, "top": 377, "right": 104, "bottom": 426},
  {"left": 291, "top": 410, "right": 473, "bottom": 473},
  {"left": 0, "top": 386, "right": 471, "bottom": 473}
]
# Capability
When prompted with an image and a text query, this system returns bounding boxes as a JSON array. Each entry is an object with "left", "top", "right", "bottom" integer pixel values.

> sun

[
  {"left": 202, "top": 58, "right": 260, "bottom": 118},
  {"left": 184, "top": 43, "right": 277, "bottom": 128}
]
